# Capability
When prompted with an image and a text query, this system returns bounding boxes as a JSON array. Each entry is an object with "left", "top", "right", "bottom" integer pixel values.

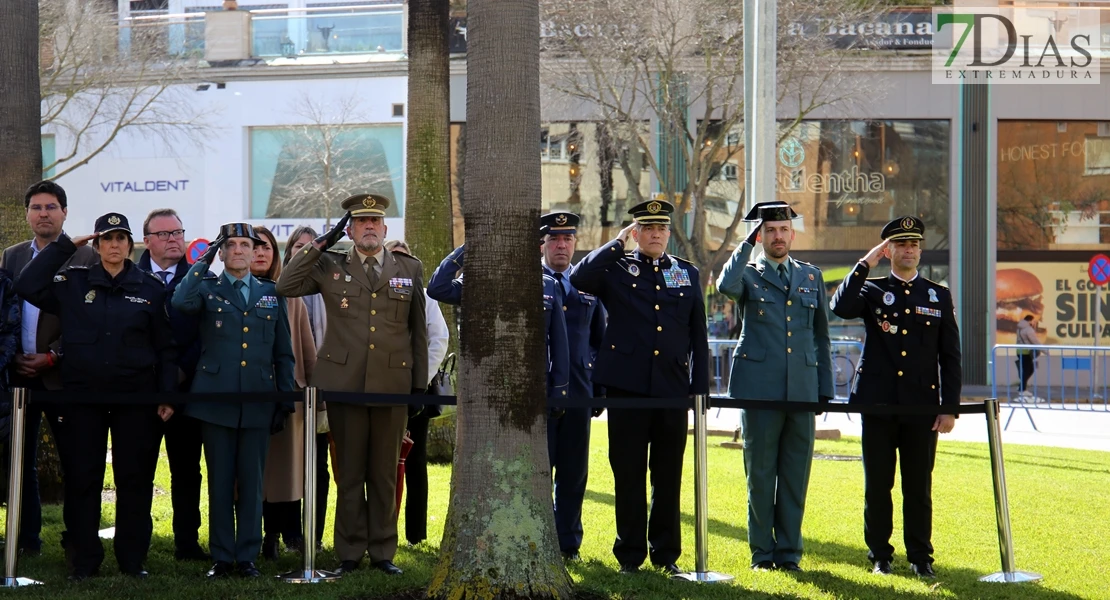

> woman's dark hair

[
  {"left": 283, "top": 226, "right": 319, "bottom": 267},
  {"left": 92, "top": 231, "right": 134, "bottom": 257},
  {"left": 253, "top": 226, "right": 282, "bottom": 281}
]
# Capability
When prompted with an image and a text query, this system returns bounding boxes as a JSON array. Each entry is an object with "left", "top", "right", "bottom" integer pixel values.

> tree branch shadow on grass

[{"left": 583, "top": 489, "right": 1090, "bottom": 600}]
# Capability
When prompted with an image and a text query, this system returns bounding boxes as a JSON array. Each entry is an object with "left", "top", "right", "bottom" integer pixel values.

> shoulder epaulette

[
  {"left": 794, "top": 258, "right": 815, "bottom": 267},
  {"left": 141, "top": 270, "right": 163, "bottom": 283},
  {"left": 255, "top": 276, "right": 276, "bottom": 284},
  {"left": 65, "top": 265, "right": 89, "bottom": 271},
  {"left": 392, "top": 250, "right": 421, "bottom": 264},
  {"left": 923, "top": 277, "right": 949, "bottom": 291},
  {"left": 202, "top": 272, "right": 219, "bottom": 280},
  {"left": 324, "top": 248, "right": 347, "bottom": 256},
  {"left": 866, "top": 277, "right": 885, "bottom": 282}
]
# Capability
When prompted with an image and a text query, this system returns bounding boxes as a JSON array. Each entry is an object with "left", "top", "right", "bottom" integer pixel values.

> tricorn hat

[
  {"left": 742, "top": 201, "right": 798, "bottom": 223},
  {"left": 218, "top": 222, "right": 263, "bottom": 243}
]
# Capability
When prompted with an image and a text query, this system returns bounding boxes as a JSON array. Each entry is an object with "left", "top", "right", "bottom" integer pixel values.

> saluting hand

[
  {"left": 314, "top": 212, "right": 351, "bottom": 250},
  {"left": 862, "top": 241, "right": 889, "bottom": 269},
  {"left": 199, "top": 235, "right": 225, "bottom": 264},
  {"left": 72, "top": 233, "right": 99, "bottom": 248},
  {"left": 744, "top": 221, "right": 761, "bottom": 246},
  {"left": 157, "top": 404, "right": 174, "bottom": 422},
  {"left": 933, "top": 414, "right": 955, "bottom": 434},
  {"left": 615, "top": 223, "right": 636, "bottom": 247}
]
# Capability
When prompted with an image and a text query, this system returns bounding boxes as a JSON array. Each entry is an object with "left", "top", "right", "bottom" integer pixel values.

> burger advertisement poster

[{"left": 997, "top": 263, "right": 1110, "bottom": 345}]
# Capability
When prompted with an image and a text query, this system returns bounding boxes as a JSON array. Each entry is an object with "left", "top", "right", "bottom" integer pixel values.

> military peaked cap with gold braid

[
  {"left": 628, "top": 199, "right": 674, "bottom": 225},
  {"left": 341, "top": 193, "right": 391, "bottom": 218},
  {"left": 881, "top": 215, "right": 925, "bottom": 241}
]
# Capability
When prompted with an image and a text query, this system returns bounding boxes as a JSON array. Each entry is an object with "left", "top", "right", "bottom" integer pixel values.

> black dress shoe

[
  {"left": 911, "top": 562, "right": 936, "bottom": 578},
  {"left": 777, "top": 562, "right": 803, "bottom": 572},
  {"left": 561, "top": 551, "right": 581, "bottom": 562},
  {"left": 262, "top": 537, "right": 280, "bottom": 560},
  {"left": 237, "top": 562, "right": 261, "bottom": 578},
  {"left": 206, "top": 561, "right": 232, "bottom": 579},
  {"left": 370, "top": 560, "right": 403, "bottom": 575},
  {"left": 334, "top": 560, "right": 360, "bottom": 575},
  {"left": 752, "top": 560, "right": 776, "bottom": 571},
  {"left": 618, "top": 564, "right": 640, "bottom": 575},
  {"left": 176, "top": 544, "right": 211, "bottom": 562},
  {"left": 656, "top": 563, "right": 683, "bottom": 576},
  {"left": 872, "top": 560, "right": 893, "bottom": 575},
  {"left": 122, "top": 568, "right": 149, "bottom": 579},
  {"left": 67, "top": 568, "right": 98, "bottom": 582}
]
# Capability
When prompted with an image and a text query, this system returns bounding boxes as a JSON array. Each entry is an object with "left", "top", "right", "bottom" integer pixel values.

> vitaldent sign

[{"left": 931, "top": 2, "right": 1102, "bottom": 84}]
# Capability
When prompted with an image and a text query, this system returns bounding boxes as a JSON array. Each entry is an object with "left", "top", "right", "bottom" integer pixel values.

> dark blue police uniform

[
  {"left": 427, "top": 244, "right": 569, "bottom": 398},
  {"left": 15, "top": 214, "right": 177, "bottom": 579},
  {"left": 569, "top": 200, "right": 709, "bottom": 573},
  {"left": 829, "top": 216, "right": 962, "bottom": 574},
  {"left": 540, "top": 212, "right": 606, "bottom": 558}
]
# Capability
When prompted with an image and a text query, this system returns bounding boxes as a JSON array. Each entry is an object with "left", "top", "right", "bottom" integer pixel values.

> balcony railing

[{"left": 114, "top": 4, "right": 404, "bottom": 60}]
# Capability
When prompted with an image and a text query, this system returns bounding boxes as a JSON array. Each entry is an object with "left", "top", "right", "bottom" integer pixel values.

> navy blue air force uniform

[
  {"left": 427, "top": 243, "right": 570, "bottom": 399},
  {"left": 541, "top": 212, "right": 607, "bottom": 557},
  {"left": 829, "top": 216, "right": 962, "bottom": 569},
  {"left": 14, "top": 214, "right": 176, "bottom": 578},
  {"left": 570, "top": 200, "right": 709, "bottom": 572}
]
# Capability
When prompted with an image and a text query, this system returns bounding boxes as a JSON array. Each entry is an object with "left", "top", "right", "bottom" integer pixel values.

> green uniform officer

[
  {"left": 715, "top": 201, "right": 834, "bottom": 572},
  {"left": 171, "top": 223, "right": 296, "bottom": 579}
]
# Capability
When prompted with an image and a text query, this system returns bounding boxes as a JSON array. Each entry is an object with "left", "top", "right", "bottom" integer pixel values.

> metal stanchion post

[
  {"left": 674, "top": 394, "right": 732, "bottom": 583},
  {"left": 980, "top": 398, "right": 1042, "bottom": 584},
  {"left": 281, "top": 387, "right": 339, "bottom": 583},
  {"left": 2, "top": 388, "right": 42, "bottom": 587}
]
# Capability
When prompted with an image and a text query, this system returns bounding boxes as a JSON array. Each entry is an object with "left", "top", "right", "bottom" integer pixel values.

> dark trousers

[
  {"left": 65, "top": 403, "right": 163, "bottom": 575},
  {"left": 547, "top": 407, "right": 591, "bottom": 553},
  {"left": 404, "top": 411, "right": 431, "bottom": 544},
  {"left": 1016, "top": 354, "right": 1035, "bottom": 392},
  {"left": 201, "top": 423, "right": 270, "bottom": 564},
  {"left": 316, "top": 432, "right": 330, "bottom": 546},
  {"left": 263, "top": 500, "right": 302, "bottom": 545},
  {"left": 607, "top": 387, "right": 687, "bottom": 568},
  {"left": 164, "top": 412, "right": 204, "bottom": 550},
  {"left": 861, "top": 416, "right": 938, "bottom": 565}
]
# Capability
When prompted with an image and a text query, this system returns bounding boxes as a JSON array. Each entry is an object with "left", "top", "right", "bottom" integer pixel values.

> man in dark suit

[
  {"left": 829, "top": 216, "right": 962, "bottom": 579},
  {"left": 135, "top": 208, "right": 208, "bottom": 562},
  {"left": 570, "top": 199, "right": 709, "bottom": 577},
  {"left": 1, "top": 179, "right": 96, "bottom": 555}
]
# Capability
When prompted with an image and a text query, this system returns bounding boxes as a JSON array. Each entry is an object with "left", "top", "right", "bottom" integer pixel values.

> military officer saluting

[
  {"left": 540, "top": 211, "right": 606, "bottom": 562},
  {"left": 570, "top": 199, "right": 709, "bottom": 576},
  {"left": 278, "top": 193, "right": 427, "bottom": 576},
  {"left": 427, "top": 240, "right": 570, "bottom": 402},
  {"left": 172, "top": 223, "right": 296, "bottom": 579},
  {"left": 829, "top": 216, "right": 961, "bottom": 578},
  {"left": 716, "top": 201, "right": 833, "bottom": 572}
]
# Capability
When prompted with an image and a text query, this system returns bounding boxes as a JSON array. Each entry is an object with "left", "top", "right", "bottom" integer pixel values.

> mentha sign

[{"left": 931, "top": 4, "right": 1102, "bottom": 84}]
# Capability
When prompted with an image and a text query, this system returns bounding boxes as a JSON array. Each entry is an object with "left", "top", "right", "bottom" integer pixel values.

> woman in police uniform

[{"left": 15, "top": 213, "right": 177, "bottom": 581}]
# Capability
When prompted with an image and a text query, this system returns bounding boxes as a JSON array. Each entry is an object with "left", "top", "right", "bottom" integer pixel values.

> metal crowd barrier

[
  {"left": 0, "top": 389, "right": 1039, "bottom": 587},
  {"left": 990, "top": 344, "right": 1110, "bottom": 431}
]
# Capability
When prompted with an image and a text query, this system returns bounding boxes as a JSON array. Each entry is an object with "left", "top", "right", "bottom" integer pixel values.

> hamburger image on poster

[{"left": 996, "top": 268, "right": 1046, "bottom": 345}]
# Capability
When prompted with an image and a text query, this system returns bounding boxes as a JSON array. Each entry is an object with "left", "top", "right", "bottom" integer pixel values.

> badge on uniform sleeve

[
  {"left": 215, "top": 321, "right": 223, "bottom": 328},
  {"left": 882, "top": 291, "right": 895, "bottom": 306},
  {"left": 333, "top": 273, "right": 340, "bottom": 281},
  {"left": 84, "top": 290, "right": 96, "bottom": 303},
  {"left": 340, "top": 297, "right": 349, "bottom": 309},
  {"left": 628, "top": 264, "right": 640, "bottom": 277},
  {"left": 344, "top": 275, "right": 352, "bottom": 283},
  {"left": 808, "top": 273, "right": 814, "bottom": 281},
  {"left": 928, "top": 289, "right": 939, "bottom": 303}
]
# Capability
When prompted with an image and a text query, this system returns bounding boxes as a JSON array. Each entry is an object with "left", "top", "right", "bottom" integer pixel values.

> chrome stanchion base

[
  {"left": 278, "top": 568, "right": 341, "bottom": 583},
  {"left": 979, "top": 570, "right": 1043, "bottom": 583},
  {"left": 0, "top": 576, "right": 43, "bottom": 587},
  {"left": 673, "top": 571, "right": 734, "bottom": 583}
]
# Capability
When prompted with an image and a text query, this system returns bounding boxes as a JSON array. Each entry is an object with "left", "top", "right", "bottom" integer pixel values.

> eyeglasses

[{"left": 147, "top": 229, "right": 186, "bottom": 240}]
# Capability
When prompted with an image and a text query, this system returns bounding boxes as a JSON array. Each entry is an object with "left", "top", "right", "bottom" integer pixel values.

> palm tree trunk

[
  {"left": 405, "top": 0, "right": 456, "bottom": 355},
  {"left": 426, "top": 0, "right": 573, "bottom": 598}
]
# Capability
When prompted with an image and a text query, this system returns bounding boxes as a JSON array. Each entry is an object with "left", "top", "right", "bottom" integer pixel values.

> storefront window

[
  {"left": 249, "top": 124, "right": 403, "bottom": 219},
  {"left": 998, "top": 120, "right": 1110, "bottom": 250}
]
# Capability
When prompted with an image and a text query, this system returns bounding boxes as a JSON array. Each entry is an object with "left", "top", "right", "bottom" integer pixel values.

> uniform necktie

[
  {"left": 778, "top": 263, "right": 789, "bottom": 289},
  {"left": 364, "top": 258, "right": 379, "bottom": 288},
  {"left": 234, "top": 279, "right": 248, "bottom": 304},
  {"left": 156, "top": 271, "right": 171, "bottom": 286},
  {"left": 553, "top": 271, "right": 567, "bottom": 295}
]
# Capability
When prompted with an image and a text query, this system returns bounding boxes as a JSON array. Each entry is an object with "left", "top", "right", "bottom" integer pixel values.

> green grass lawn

[{"left": 2, "top": 426, "right": 1107, "bottom": 599}]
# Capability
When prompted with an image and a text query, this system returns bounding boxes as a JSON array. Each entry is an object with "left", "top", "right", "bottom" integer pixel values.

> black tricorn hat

[
  {"left": 743, "top": 201, "right": 799, "bottom": 222},
  {"left": 218, "top": 222, "right": 263, "bottom": 243},
  {"left": 93, "top": 212, "right": 132, "bottom": 236}
]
